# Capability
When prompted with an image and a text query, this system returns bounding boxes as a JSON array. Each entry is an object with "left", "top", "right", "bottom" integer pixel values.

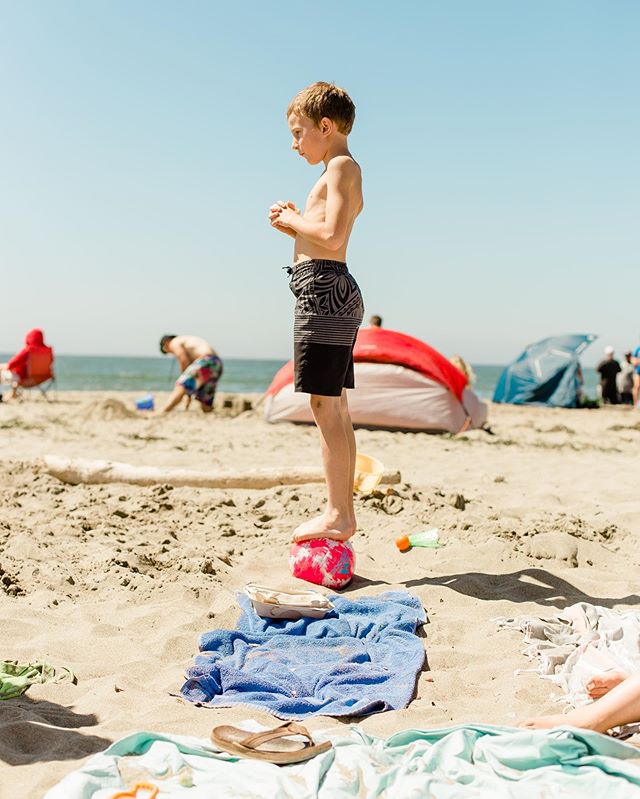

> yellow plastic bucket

[{"left": 353, "top": 453, "right": 384, "bottom": 493}]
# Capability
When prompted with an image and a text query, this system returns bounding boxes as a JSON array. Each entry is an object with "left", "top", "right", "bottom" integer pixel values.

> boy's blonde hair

[{"left": 287, "top": 82, "right": 355, "bottom": 135}]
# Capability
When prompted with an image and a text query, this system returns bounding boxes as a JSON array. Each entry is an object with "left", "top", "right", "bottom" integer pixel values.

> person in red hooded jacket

[{"left": 1, "top": 329, "right": 54, "bottom": 398}]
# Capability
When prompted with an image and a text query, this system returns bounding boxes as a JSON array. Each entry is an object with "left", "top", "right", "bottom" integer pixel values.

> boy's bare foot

[
  {"left": 586, "top": 670, "right": 628, "bottom": 699},
  {"left": 519, "top": 713, "right": 572, "bottom": 730},
  {"left": 520, "top": 705, "right": 607, "bottom": 732},
  {"left": 520, "top": 702, "right": 611, "bottom": 733},
  {"left": 522, "top": 673, "right": 640, "bottom": 735},
  {"left": 293, "top": 511, "right": 356, "bottom": 543}
]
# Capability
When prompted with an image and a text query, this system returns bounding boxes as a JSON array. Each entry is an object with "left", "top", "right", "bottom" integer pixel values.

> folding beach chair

[{"left": 16, "top": 350, "right": 56, "bottom": 400}]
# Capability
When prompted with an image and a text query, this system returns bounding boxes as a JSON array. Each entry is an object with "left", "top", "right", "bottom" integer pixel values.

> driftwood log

[{"left": 43, "top": 455, "right": 401, "bottom": 491}]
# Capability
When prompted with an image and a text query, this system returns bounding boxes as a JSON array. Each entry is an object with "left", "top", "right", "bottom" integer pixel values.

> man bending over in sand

[
  {"left": 269, "top": 82, "right": 365, "bottom": 543},
  {"left": 521, "top": 669, "right": 640, "bottom": 734},
  {"left": 159, "top": 334, "right": 223, "bottom": 414}
]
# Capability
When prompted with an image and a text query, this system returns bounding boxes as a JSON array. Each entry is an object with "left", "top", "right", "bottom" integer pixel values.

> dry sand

[{"left": 1, "top": 392, "right": 640, "bottom": 797}]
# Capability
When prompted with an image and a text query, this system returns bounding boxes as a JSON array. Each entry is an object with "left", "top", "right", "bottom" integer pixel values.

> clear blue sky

[{"left": 2, "top": 1, "right": 638, "bottom": 364}]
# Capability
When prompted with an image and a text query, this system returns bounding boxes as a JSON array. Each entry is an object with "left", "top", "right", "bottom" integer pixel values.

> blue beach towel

[{"left": 181, "top": 591, "right": 426, "bottom": 718}]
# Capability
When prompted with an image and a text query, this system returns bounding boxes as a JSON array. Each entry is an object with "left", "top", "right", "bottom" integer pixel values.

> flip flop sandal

[
  {"left": 111, "top": 783, "right": 159, "bottom": 799},
  {"left": 210, "top": 721, "right": 332, "bottom": 765}
]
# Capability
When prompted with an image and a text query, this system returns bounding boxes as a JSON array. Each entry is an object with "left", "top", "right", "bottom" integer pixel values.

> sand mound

[
  {"left": 78, "top": 398, "right": 138, "bottom": 422},
  {"left": 520, "top": 531, "right": 578, "bottom": 566}
]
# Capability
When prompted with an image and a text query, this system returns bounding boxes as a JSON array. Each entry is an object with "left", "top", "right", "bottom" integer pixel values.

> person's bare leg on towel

[{"left": 521, "top": 672, "right": 640, "bottom": 733}]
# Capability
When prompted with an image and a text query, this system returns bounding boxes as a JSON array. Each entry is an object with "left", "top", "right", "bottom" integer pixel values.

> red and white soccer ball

[{"left": 289, "top": 538, "right": 355, "bottom": 589}]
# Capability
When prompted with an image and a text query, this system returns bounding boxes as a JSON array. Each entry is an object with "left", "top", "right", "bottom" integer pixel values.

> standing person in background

[
  {"left": 633, "top": 340, "right": 640, "bottom": 408},
  {"left": 158, "top": 334, "right": 223, "bottom": 414},
  {"left": 368, "top": 315, "right": 383, "bottom": 328},
  {"left": 617, "top": 352, "right": 634, "bottom": 405},
  {"left": 596, "top": 346, "right": 621, "bottom": 404},
  {"left": 575, "top": 361, "right": 585, "bottom": 405}
]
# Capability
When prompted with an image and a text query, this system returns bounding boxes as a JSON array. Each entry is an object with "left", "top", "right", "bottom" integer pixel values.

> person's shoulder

[
  {"left": 171, "top": 335, "right": 190, "bottom": 351},
  {"left": 327, "top": 155, "right": 361, "bottom": 178}
]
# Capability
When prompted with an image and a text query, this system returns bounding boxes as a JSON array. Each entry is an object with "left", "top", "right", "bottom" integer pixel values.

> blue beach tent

[{"left": 493, "top": 334, "right": 597, "bottom": 407}]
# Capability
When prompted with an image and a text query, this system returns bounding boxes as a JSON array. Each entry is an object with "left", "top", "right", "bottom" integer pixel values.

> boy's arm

[
  {"left": 273, "top": 159, "right": 357, "bottom": 251},
  {"left": 274, "top": 225, "right": 297, "bottom": 239},
  {"left": 160, "top": 384, "right": 187, "bottom": 414}
]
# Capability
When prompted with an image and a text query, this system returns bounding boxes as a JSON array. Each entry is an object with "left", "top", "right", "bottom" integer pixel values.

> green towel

[
  {"left": 45, "top": 724, "right": 640, "bottom": 798},
  {"left": 0, "top": 660, "right": 76, "bottom": 700}
]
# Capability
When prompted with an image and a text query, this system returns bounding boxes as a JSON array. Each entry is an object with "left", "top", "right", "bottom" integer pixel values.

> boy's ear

[{"left": 319, "top": 117, "right": 334, "bottom": 136}]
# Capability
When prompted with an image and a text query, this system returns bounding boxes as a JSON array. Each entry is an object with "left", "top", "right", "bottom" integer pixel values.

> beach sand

[{"left": 1, "top": 392, "right": 639, "bottom": 796}]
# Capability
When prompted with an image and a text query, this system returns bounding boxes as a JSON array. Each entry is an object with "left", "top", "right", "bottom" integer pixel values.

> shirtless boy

[
  {"left": 159, "top": 334, "right": 223, "bottom": 413},
  {"left": 269, "top": 82, "right": 365, "bottom": 543}
]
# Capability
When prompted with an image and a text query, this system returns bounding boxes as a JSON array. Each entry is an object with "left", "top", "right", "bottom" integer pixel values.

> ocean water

[
  {"left": 0, "top": 355, "right": 286, "bottom": 395},
  {"left": 0, "top": 354, "right": 600, "bottom": 400}
]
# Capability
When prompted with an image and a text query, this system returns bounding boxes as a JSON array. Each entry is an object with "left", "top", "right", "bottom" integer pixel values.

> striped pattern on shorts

[{"left": 288, "top": 259, "right": 364, "bottom": 396}]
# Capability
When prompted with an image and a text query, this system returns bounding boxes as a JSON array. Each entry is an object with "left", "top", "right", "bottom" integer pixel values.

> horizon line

[{"left": 0, "top": 350, "right": 512, "bottom": 367}]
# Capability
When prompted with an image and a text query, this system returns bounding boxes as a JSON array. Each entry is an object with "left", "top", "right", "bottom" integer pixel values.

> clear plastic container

[{"left": 395, "top": 528, "right": 441, "bottom": 552}]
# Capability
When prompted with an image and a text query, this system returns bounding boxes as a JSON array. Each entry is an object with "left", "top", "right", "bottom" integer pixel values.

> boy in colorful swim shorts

[
  {"left": 269, "top": 82, "right": 365, "bottom": 543},
  {"left": 159, "top": 334, "right": 223, "bottom": 413}
]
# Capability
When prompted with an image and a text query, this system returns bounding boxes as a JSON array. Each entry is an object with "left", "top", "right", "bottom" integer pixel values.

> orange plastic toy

[{"left": 111, "top": 783, "right": 159, "bottom": 799}]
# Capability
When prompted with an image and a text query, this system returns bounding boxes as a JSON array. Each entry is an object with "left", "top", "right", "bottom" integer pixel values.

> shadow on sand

[
  {"left": 0, "top": 696, "right": 111, "bottom": 766},
  {"left": 341, "top": 573, "right": 392, "bottom": 592},
  {"left": 404, "top": 567, "right": 640, "bottom": 609}
]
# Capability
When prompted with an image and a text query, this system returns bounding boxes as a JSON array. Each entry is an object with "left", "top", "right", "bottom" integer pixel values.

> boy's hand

[
  {"left": 269, "top": 200, "right": 299, "bottom": 237},
  {"left": 269, "top": 200, "right": 299, "bottom": 224},
  {"left": 268, "top": 204, "right": 282, "bottom": 224},
  {"left": 272, "top": 206, "right": 298, "bottom": 229},
  {"left": 272, "top": 200, "right": 299, "bottom": 213}
]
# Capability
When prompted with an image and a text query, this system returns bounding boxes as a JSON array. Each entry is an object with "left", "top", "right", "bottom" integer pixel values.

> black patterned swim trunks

[{"left": 288, "top": 259, "right": 364, "bottom": 396}]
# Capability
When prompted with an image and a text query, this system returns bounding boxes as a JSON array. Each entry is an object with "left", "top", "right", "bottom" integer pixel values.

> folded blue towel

[{"left": 181, "top": 591, "right": 426, "bottom": 718}]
